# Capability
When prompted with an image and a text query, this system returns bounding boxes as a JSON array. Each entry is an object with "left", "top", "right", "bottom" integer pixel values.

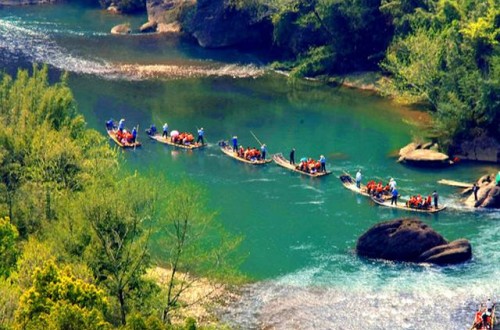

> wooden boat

[
  {"left": 272, "top": 153, "right": 331, "bottom": 177},
  {"left": 470, "top": 305, "right": 495, "bottom": 330},
  {"left": 149, "top": 134, "right": 206, "bottom": 150},
  {"left": 339, "top": 174, "right": 392, "bottom": 199},
  {"left": 106, "top": 128, "right": 141, "bottom": 148},
  {"left": 220, "top": 145, "right": 272, "bottom": 165},
  {"left": 370, "top": 195, "right": 446, "bottom": 213}
]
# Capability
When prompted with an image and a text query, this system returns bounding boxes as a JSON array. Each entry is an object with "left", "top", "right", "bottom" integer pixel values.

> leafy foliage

[
  {"left": 15, "top": 261, "right": 110, "bottom": 329},
  {"left": 0, "top": 217, "right": 18, "bottom": 278},
  {"left": 382, "top": 0, "right": 500, "bottom": 148}
]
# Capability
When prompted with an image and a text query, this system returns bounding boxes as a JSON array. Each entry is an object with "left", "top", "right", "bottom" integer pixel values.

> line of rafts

[
  {"left": 105, "top": 120, "right": 331, "bottom": 178},
  {"left": 339, "top": 173, "right": 447, "bottom": 213}
]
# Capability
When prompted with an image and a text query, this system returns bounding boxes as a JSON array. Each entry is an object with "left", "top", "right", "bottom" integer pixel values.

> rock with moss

[
  {"left": 146, "top": 0, "right": 195, "bottom": 33},
  {"left": 357, "top": 218, "right": 472, "bottom": 265}
]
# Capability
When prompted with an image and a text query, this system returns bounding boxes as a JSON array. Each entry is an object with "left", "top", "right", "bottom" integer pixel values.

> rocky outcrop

[
  {"left": 140, "top": 20, "right": 158, "bottom": 33},
  {"left": 188, "top": 0, "right": 274, "bottom": 48},
  {"left": 450, "top": 134, "right": 500, "bottom": 163},
  {"left": 146, "top": 0, "right": 194, "bottom": 33},
  {"left": 111, "top": 24, "right": 131, "bottom": 35},
  {"left": 418, "top": 239, "right": 472, "bottom": 265},
  {"left": 464, "top": 173, "right": 500, "bottom": 208},
  {"left": 398, "top": 142, "right": 452, "bottom": 167},
  {"left": 356, "top": 218, "right": 472, "bottom": 265}
]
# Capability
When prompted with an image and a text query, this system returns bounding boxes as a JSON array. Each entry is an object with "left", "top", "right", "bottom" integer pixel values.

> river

[{"left": 1, "top": 3, "right": 499, "bottom": 329}]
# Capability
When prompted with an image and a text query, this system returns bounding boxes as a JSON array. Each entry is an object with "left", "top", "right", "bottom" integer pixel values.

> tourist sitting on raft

[
  {"left": 405, "top": 194, "right": 433, "bottom": 209},
  {"left": 145, "top": 124, "right": 157, "bottom": 136},
  {"left": 296, "top": 158, "right": 322, "bottom": 174},
  {"left": 237, "top": 146, "right": 262, "bottom": 161},
  {"left": 115, "top": 129, "right": 135, "bottom": 145},
  {"left": 366, "top": 180, "right": 393, "bottom": 198},
  {"left": 171, "top": 132, "right": 195, "bottom": 145}
]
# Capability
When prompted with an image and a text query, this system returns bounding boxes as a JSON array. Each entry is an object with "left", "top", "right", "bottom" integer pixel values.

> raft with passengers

[
  {"left": 470, "top": 299, "right": 496, "bottom": 330},
  {"left": 273, "top": 153, "right": 331, "bottom": 178},
  {"left": 105, "top": 118, "right": 141, "bottom": 148},
  {"left": 371, "top": 193, "right": 446, "bottom": 213},
  {"left": 146, "top": 123, "right": 207, "bottom": 149},
  {"left": 339, "top": 173, "right": 393, "bottom": 199},
  {"left": 219, "top": 140, "right": 271, "bottom": 165}
]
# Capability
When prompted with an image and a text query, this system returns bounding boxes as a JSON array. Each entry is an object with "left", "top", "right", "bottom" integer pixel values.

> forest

[{"left": 0, "top": 66, "right": 243, "bottom": 329}]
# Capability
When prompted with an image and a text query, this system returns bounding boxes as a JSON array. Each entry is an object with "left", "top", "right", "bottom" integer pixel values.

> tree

[
  {"left": 0, "top": 217, "right": 18, "bottom": 278},
  {"left": 15, "top": 261, "right": 110, "bottom": 330},
  {"left": 157, "top": 181, "right": 243, "bottom": 324},
  {"left": 82, "top": 175, "right": 157, "bottom": 326}
]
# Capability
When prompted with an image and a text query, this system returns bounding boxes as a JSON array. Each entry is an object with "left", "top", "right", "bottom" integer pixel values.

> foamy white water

[{"left": 0, "top": 18, "right": 265, "bottom": 80}]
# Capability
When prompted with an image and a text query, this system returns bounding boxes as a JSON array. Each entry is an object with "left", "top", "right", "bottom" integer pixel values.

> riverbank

[{"left": 146, "top": 267, "right": 240, "bottom": 327}]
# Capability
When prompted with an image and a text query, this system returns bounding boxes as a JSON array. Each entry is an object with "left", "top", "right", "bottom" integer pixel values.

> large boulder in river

[
  {"left": 146, "top": 0, "right": 194, "bottom": 33},
  {"left": 140, "top": 20, "right": 158, "bottom": 33},
  {"left": 111, "top": 24, "right": 131, "bottom": 35},
  {"left": 187, "top": 0, "right": 274, "bottom": 48},
  {"left": 464, "top": 173, "right": 500, "bottom": 208},
  {"left": 398, "top": 142, "right": 452, "bottom": 167},
  {"left": 356, "top": 218, "right": 472, "bottom": 265},
  {"left": 450, "top": 134, "right": 500, "bottom": 163}
]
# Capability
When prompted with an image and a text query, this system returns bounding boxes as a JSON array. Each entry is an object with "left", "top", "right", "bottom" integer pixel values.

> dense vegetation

[
  {"left": 0, "top": 66, "right": 243, "bottom": 329},
  {"left": 268, "top": 0, "right": 499, "bottom": 149}
]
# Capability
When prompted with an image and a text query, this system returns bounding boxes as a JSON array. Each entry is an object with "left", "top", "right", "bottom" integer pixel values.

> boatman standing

[
  {"left": 472, "top": 183, "right": 479, "bottom": 201},
  {"left": 261, "top": 144, "right": 267, "bottom": 160},
  {"left": 355, "top": 169, "right": 362, "bottom": 188},
  {"left": 132, "top": 127, "right": 137, "bottom": 143},
  {"left": 197, "top": 127, "right": 204, "bottom": 145},
  {"left": 118, "top": 118, "right": 125, "bottom": 132},
  {"left": 391, "top": 188, "right": 398, "bottom": 205},
  {"left": 389, "top": 178, "right": 397, "bottom": 192},
  {"left": 290, "top": 148, "right": 295, "bottom": 165},
  {"left": 319, "top": 155, "right": 326, "bottom": 172},
  {"left": 232, "top": 136, "right": 238, "bottom": 151},
  {"left": 162, "top": 123, "right": 168, "bottom": 138},
  {"left": 106, "top": 118, "right": 114, "bottom": 130},
  {"left": 432, "top": 190, "right": 439, "bottom": 208}
]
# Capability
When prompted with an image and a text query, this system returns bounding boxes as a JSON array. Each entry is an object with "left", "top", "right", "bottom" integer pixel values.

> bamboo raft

[
  {"left": 339, "top": 174, "right": 392, "bottom": 200},
  {"left": 149, "top": 134, "right": 206, "bottom": 149},
  {"left": 220, "top": 145, "right": 272, "bottom": 165},
  {"left": 273, "top": 153, "right": 331, "bottom": 178},
  {"left": 106, "top": 128, "right": 141, "bottom": 148},
  {"left": 438, "top": 179, "right": 472, "bottom": 188},
  {"left": 370, "top": 195, "right": 446, "bottom": 213}
]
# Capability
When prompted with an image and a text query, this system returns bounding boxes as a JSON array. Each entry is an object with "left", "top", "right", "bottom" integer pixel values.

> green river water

[{"left": 1, "top": 4, "right": 499, "bottom": 329}]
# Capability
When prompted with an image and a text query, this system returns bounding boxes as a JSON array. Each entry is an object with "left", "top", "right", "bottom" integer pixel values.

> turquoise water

[{"left": 1, "top": 5, "right": 499, "bottom": 329}]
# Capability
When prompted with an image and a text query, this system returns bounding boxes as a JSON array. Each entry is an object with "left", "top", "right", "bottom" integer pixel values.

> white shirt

[
  {"left": 390, "top": 180, "right": 397, "bottom": 190},
  {"left": 486, "top": 300, "right": 493, "bottom": 309},
  {"left": 355, "top": 172, "right": 362, "bottom": 182}
]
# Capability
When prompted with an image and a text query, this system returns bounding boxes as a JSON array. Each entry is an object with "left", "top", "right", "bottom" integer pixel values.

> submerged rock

[
  {"left": 464, "top": 173, "right": 500, "bottom": 208},
  {"left": 356, "top": 218, "right": 472, "bottom": 265},
  {"left": 398, "top": 142, "right": 451, "bottom": 167},
  {"left": 111, "top": 24, "right": 131, "bottom": 35}
]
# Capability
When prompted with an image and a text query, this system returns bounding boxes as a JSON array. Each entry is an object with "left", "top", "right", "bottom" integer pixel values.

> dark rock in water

[
  {"left": 418, "top": 239, "right": 472, "bottom": 265},
  {"left": 188, "top": 0, "right": 274, "bottom": 48},
  {"left": 357, "top": 218, "right": 472, "bottom": 265},
  {"left": 464, "top": 173, "right": 500, "bottom": 208}
]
